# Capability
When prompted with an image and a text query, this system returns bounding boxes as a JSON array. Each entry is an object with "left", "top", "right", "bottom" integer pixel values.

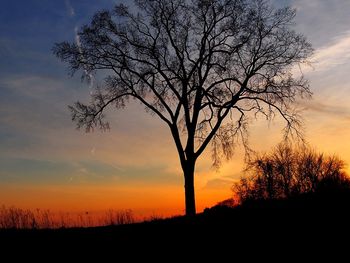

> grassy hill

[{"left": 1, "top": 191, "right": 350, "bottom": 259}]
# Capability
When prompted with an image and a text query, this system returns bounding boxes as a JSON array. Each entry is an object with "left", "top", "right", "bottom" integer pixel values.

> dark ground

[{"left": 1, "top": 192, "right": 350, "bottom": 260}]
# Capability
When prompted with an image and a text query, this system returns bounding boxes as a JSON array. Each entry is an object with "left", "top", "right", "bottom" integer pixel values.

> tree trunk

[{"left": 183, "top": 161, "right": 196, "bottom": 216}]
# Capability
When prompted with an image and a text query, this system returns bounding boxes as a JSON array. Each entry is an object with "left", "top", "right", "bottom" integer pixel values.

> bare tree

[{"left": 53, "top": 0, "right": 312, "bottom": 216}]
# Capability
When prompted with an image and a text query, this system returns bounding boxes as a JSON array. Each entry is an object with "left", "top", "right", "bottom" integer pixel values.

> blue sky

[{"left": 1, "top": 0, "right": 350, "bottom": 215}]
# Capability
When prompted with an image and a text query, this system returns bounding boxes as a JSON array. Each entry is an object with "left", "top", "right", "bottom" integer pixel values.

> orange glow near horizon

[{"left": 0, "top": 180, "right": 233, "bottom": 219}]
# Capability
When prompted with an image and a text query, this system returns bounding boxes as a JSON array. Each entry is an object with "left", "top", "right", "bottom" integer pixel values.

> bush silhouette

[{"left": 233, "top": 143, "right": 350, "bottom": 204}]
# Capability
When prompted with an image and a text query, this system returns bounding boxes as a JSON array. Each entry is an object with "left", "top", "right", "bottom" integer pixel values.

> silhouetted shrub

[{"left": 233, "top": 143, "right": 350, "bottom": 204}]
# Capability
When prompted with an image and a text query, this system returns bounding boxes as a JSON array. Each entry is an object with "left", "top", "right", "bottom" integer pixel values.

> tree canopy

[{"left": 54, "top": 0, "right": 313, "bottom": 215}]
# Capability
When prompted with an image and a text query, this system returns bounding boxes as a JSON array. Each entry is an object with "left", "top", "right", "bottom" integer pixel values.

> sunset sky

[{"left": 1, "top": 0, "right": 350, "bottom": 218}]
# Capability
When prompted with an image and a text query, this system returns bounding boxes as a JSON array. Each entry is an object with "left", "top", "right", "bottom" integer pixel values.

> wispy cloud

[
  {"left": 74, "top": 26, "right": 94, "bottom": 89},
  {"left": 312, "top": 31, "right": 350, "bottom": 72},
  {"left": 2, "top": 75, "right": 62, "bottom": 98},
  {"left": 298, "top": 99, "right": 350, "bottom": 121},
  {"left": 64, "top": 0, "right": 95, "bottom": 89},
  {"left": 293, "top": 31, "right": 350, "bottom": 76},
  {"left": 65, "top": 0, "right": 75, "bottom": 17}
]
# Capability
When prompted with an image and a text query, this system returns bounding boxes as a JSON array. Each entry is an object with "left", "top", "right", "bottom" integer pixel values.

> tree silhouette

[
  {"left": 53, "top": 0, "right": 312, "bottom": 216},
  {"left": 233, "top": 143, "right": 350, "bottom": 204}
]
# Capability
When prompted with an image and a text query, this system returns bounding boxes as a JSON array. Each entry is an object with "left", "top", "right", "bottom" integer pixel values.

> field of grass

[
  {"left": 0, "top": 205, "right": 136, "bottom": 229},
  {"left": 1, "top": 191, "right": 349, "bottom": 260}
]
